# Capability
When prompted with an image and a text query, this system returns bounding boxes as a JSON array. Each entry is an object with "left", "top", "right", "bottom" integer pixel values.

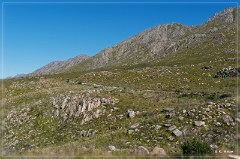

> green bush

[
  {"left": 219, "top": 93, "right": 231, "bottom": 99},
  {"left": 181, "top": 138, "right": 213, "bottom": 155}
]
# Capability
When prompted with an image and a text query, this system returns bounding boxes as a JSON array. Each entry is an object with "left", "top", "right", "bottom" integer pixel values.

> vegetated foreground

[
  {"left": 2, "top": 58, "right": 238, "bottom": 157},
  {"left": 1, "top": 7, "right": 240, "bottom": 158}
]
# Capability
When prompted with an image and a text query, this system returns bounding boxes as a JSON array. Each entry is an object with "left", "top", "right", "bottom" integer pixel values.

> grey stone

[
  {"left": 168, "top": 125, "right": 176, "bottom": 131},
  {"left": 168, "top": 136, "right": 174, "bottom": 141},
  {"left": 173, "top": 129, "right": 182, "bottom": 137},
  {"left": 128, "top": 130, "right": 134, "bottom": 134},
  {"left": 154, "top": 125, "right": 161, "bottom": 131},
  {"left": 107, "top": 145, "right": 116, "bottom": 151},
  {"left": 187, "top": 111, "right": 194, "bottom": 116},
  {"left": 162, "top": 108, "right": 174, "bottom": 112},
  {"left": 164, "top": 124, "right": 171, "bottom": 127},
  {"left": 127, "top": 110, "right": 135, "bottom": 118},
  {"left": 166, "top": 112, "right": 175, "bottom": 118},
  {"left": 133, "top": 146, "right": 149, "bottom": 155},
  {"left": 150, "top": 146, "right": 167, "bottom": 156},
  {"left": 156, "top": 137, "right": 163, "bottom": 140},
  {"left": 80, "top": 130, "right": 87, "bottom": 137},
  {"left": 194, "top": 121, "right": 205, "bottom": 126},
  {"left": 222, "top": 115, "right": 233, "bottom": 125},
  {"left": 178, "top": 116, "right": 184, "bottom": 121},
  {"left": 130, "top": 122, "right": 140, "bottom": 129},
  {"left": 207, "top": 102, "right": 215, "bottom": 106}
]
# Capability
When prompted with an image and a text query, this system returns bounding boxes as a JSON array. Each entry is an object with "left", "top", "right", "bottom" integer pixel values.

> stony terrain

[{"left": 1, "top": 6, "right": 239, "bottom": 158}]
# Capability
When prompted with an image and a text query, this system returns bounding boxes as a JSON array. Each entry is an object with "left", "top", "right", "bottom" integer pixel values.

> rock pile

[{"left": 214, "top": 67, "right": 240, "bottom": 78}]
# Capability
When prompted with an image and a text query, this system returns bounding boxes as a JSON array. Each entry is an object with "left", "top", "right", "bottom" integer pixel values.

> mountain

[
  {"left": 30, "top": 54, "right": 90, "bottom": 75},
  {"left": 29, "top": 7, "right": 239, "bottom": 75},
  {"left": 14, "top": 74, "right": 27, "bottom": 78},
  {"left": 30, "top": 7, "right": 237, "bottom": 75}
]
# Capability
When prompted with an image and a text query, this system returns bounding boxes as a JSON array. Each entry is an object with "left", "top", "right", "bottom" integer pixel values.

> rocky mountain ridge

[
  {"left": 29, "top": 7, "right": 239, "bottom": 76},
  {"left": 30, "top": 54, "right": 90, "bottom": 75}
]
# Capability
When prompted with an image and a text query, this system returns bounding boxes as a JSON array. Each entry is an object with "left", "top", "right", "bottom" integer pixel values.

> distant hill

[
  {"left": 13, "top": 74, "right": 27, "bottom": 78},
  {"left": 30, "top": 54, "right": 90, "bottom": 75}
]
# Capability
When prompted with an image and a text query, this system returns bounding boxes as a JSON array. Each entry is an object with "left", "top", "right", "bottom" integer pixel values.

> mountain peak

[{"left": 206, "top": 7, "right": 234, "bottom": 24}]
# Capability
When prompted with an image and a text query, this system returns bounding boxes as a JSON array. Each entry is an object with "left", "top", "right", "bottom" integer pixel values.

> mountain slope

[
  {"left": 30, "top": 7, "right": 238, "bottom": 75},
  {"left": 31, "top": 54, "right": 90, "bottom": 75},
  {"left": 62, "top": 7, "right": 238, "bottom": 73},
  {"left": 64, "top": 23, "right": 192, "bottom": 72}
]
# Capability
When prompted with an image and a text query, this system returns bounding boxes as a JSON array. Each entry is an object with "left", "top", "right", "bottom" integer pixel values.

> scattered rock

[
  {"left": 187, "top": 111, "right": 194, "bottom": 117},
  {"left": 154, "top": 125, "right": 161, "bottom": 131},
  {"left": 168, "top": 125, "right": 177, "bottom": 131},
  {"left": 178, "top": 116, "right": 184, "bottom": 121},
  {"left": 156, "top": 137, "right": 163, "bottom": 140},
  {"left": 194, "top": 121, "right": 205, "bottom": 126},
  {"left": 127, "top": 109, "right": 135, "bottom": 118},
  {"left": 128, "top": 130, "right": 134, "bottom": 134},
  {"left": 164, "top": 124, "right": 171, "bottom": 127},
  {"left": 162, "top": 108, "right": 174, "bottom": 112},
  {"left": 130, "top": 122, "right": 140, "bottom": 129},
  {"left": 168, "top": 136, "right": 174, "bottom": 141},
  {"left": 107, "top": 145, "right": 116, "bottom": 151},
  {"left": 173, "top": 129, "right": 182, "bottom": 137},
  {"left": 202, "top": 66, "right": 213, "bottom": 69},
  {"left": 166, "top": 112, "right": 175, "bottom": 118},
  {"left": 222, "top": 115, "right": 233, "bottom": 125},
  {"left": 150, "top": 146, "right": 167, "bottom": 156},
  {"left": 133, "top": 146, "right": 149, "bottom": 155}
]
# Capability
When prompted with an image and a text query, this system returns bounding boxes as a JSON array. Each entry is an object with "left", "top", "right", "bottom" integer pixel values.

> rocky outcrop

[
  {"left": 51, "top": 90, "right": 119, "bottom": 124},
  {"left": 214, "top": 67, "right": 240, "bottom": 78}
]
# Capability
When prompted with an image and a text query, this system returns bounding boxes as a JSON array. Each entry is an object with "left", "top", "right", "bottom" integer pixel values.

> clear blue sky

[{"left": 1, "top": 1, "right": 238, "bottom": 78}]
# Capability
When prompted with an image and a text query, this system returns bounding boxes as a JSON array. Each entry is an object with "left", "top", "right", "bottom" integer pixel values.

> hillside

[
  {"left": 28, "top": 7, "right": 238, "bottom": 75},
  {"left": 30, "top": 54, "right": 90, "bottom": 75},
  {"left": 1, "top": 7, "right": 239, "bottom": 158}
]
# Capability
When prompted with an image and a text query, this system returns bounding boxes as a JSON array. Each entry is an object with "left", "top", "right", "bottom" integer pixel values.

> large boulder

[
  {"left": 133, "top": 146, "right": 149, "bottom": 155},
  {"left": 150, "top": 146, "right": 167, "bottom": 156}
]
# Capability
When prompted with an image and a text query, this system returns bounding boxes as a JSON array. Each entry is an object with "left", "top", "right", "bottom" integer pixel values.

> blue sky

[{"left": 1, "top": 1, "right": 238, "bottom": 78}]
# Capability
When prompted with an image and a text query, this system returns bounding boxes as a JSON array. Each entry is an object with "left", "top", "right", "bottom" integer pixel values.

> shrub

[
  {"left": 219, "top": 93, "right": 231, "bottom": 99},
  {"left": 181, "top": 138, "right": 213, "bottom": 155}
]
